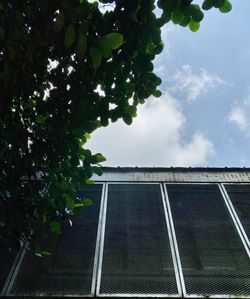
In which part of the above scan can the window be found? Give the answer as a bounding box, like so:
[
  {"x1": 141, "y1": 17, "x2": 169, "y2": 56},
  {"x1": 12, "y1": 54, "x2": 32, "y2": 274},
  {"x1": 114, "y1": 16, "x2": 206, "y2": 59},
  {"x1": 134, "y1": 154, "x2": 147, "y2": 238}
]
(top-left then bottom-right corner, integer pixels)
[
  {"x1": 166, "y1": 184, "x2": 250, "y2": 296},
  {"x1": 2, "y1": 170, "x2": 250, "y2": 298},
  {"x1": 224, "y1": 184, "x2": 250, "y2": 248},
  {"x1": 98, "y1": 183, "x2": 179, "y2": 296},
  {"x1": 7, "y1": 184, "x2": 103, "y2": 297}
]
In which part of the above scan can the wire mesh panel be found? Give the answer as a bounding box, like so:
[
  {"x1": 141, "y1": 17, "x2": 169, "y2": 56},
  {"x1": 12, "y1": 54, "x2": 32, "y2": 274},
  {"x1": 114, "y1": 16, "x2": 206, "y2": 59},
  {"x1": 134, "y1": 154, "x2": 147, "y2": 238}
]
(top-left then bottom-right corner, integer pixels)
[
  {"x1": 225, "y1": 184, "x2": 250, "y2": 244},
  {"x1": 99, "y1": 184, "x2": 179, "y2": 296},
  {"x1": 8, "y1": 184, "x2": 103, "y2": 297},
  {"x1": 0, "y1": 248, "x2": 17, "y2": 294},
  {"x1": 166, "y1": 184, "x2": 250, "y2": 297}
]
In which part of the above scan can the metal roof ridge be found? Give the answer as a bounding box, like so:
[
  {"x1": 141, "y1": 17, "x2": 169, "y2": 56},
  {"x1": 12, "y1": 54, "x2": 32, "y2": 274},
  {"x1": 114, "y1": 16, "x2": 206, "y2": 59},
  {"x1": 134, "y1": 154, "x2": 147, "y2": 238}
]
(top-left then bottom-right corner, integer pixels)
[{"x1": 101, "y1": 166, "x2": 250, "y2": 172}]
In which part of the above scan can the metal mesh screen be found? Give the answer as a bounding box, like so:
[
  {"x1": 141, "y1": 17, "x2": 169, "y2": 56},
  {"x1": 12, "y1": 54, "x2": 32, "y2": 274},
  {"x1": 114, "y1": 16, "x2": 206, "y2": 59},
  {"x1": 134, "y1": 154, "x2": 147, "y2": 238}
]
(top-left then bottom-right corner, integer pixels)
[
  {"x1": 0, "y1": 248, "x2": 16, "y2": 294},
  {"x1": 99, "y1": 184, "x2": 178, "y2": 296},
  {"x1": 167, "y1": 184, "x2": 250, "y2": 297},
  {"x1": 9, "y1": 184, "x2": 103, "y2": 296},
  {"x1": 225, "y1": 184, "x2": 250, "y2": 243}
]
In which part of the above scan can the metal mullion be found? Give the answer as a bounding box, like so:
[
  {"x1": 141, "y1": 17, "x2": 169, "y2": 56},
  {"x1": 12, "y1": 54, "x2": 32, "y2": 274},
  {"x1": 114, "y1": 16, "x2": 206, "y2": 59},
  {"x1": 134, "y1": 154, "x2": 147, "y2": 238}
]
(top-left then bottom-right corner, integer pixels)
[
  {"x1": 96, "y1": 182, "x2": 109, "y2": 296},
  {"x1": 101, "y1": 182, "x2": 162, "y2": 185},
  {"x1": 184, "y1": 294, "x2": 249, "y2": 299},
  {"x1": 219, "y1": 183, "x2": 250, "y2": 258},
  {"x1": 164, "y1": 182, "x2": 218, "y2": 185},
  {"x1": 160, "y1": 183, "x2": 182, "y2": 297},
  {"x1": 163, "y1": 184, "x2": 187, "y2": 297},
  {"x1": 97, "y1": 293, "x2": 179, "y2": 298},
  {"x1": 221, "y1": 183, "x2": 250, "y2": 249},
  {"x1": 1, "y1": 246, "x2": 25, "y2": 296},
  {"x1": 5, "y1": 241, "x2": 27, "y2": 296},
  {"x1": 91, "y1": 183, "x2": 106, "y2": 296}
]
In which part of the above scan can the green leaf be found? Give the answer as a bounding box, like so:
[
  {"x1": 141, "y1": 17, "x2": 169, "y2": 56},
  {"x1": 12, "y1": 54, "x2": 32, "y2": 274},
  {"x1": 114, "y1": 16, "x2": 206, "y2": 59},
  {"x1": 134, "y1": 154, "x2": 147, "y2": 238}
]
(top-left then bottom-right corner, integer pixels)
[
  {"x1": 42, "y1": 214, "x2": 47, "y2": 223},
  {"x1": 104, "y1": 33, "x2": 123, "y2": 50},
  {"x1": 219, "y1": 0, "x2": 232, "y2": 13},
  {"x1": 74, "y1": 198, "x2": 92, "y2": 209},
  {"x1": 98, "y1": 37, "x2": 112, "y2": 58},
  {"x1": 79, "y1": 21, "x2": 88, "y2": 33},
  {"x1": 90, "y1": 46, "x2": 102, "y2": 69},
  {"x1": 0, "y1": 26, "x2": 5, "y2": 40},
  {"x1": 190, "y1": 5, "x2": 204, "y2": 22},
  {"x1": 54, "y1": 11, "x2": 64, "y2": 32},
  {"x1": 77, "y1": 33, "x2": 87, "y2": 58},
  {"x1": 41, "y1": 251, "x2": 52, "y2": 256},
  {"x1": 202, "y1": 0, "x2": 213, "y2": 10},
  {"x1": 179, "y1": 15, "x2": 191, "y2": 27},
  {"x1": 146, "y1": 42, "x2": 156, "y2": 55},
  {"x1": 49, "y1": 221, "x2": 62, "y2": 235},
  {"x1": 27, "y1": 99, "x2": 36, "y2": 108},
  {"x1": 59, "y1": 181, "x2": 69, "y2": 191},
  {"x1": 35, "y1": 113, "x2": 49, "y2": 125},
  {"x1": 84, "y1": 133, "x2": 91, "y2": 139},
  {"x1": 65, "y1": 24, "x2": 75, "y2": 48},
  {"x1": 212, "y1": 0, "x2": 225, "y2": 8},
  {"x1": 181, "y1": 0, "x2": 193, "y2": 7},
  {"x1": 158, "y1": 11, "x2": 171, "y2": 26},
  {"x1": 188, "y1": 20, "x2": 200, "y2": 32},
  {"x1": 7, "y1": 46, "x2": 15, "y2": 61},
  {"x1": 125, "y1": 105, "x2": 137, "y2": 117},
  {"x1": 91, "y1": 166, "x2": 102, "y2": 176},
  {"x1": 35, "y1": 245, "x2": 42, "y2": 254},
  {"x1": 65, "y1": 195, "x2": 75, "y2": 209},
  {"x1": 86, "y1": 179, "x2": 95, "y2": 184},
  {"x1": 158, "y1": 0, "x2": 178, "y2": 12},
  {"x1": 95, "y1": 153, "x2": 106, "y2": 163},
  {"x1": 153, "y1": 90, "x2": 162, "y2": 98},
  {"x1": 155, "y1": 75, "x2": 162, "y2": 86},
  {"x1": 171, "y1": 10, "x2": 184, "y2": 24},
  {"x1": 123, "y1": 114, "x2": 133, "y2": 125},
  {"x1": 81, "y1": 198, "x2": 93, "y2": 207}
]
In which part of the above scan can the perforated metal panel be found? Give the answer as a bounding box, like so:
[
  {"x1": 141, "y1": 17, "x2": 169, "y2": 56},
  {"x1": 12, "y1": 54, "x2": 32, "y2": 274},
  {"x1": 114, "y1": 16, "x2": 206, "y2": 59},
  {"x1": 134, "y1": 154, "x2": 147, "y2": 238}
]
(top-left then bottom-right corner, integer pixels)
[
  {"x1": 225, "y1": 184, "x2": 250, "y2": 245},
  {"x1": 8, "y1": 184, "x2": 103, "y2": 297},
  {"x1": 166, "y1": 184, "x2": 250, "y2": 297},
  {"x1": 98, "y1": 183, "x2": 179, "y2": 296}
]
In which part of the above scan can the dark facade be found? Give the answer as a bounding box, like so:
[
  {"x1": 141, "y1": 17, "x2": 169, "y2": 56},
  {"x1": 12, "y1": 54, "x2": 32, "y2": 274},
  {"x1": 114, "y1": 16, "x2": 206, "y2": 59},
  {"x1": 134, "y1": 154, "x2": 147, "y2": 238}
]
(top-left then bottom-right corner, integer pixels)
[{"x1": 1, "y1": 167, "x2": 250, "y2": 298}]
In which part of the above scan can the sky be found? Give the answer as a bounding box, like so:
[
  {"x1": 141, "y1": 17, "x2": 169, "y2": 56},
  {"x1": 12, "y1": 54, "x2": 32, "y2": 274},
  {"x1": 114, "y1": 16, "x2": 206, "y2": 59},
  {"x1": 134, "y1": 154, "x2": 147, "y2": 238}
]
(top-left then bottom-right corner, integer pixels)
[{"x1": 87, "y1": 1, "x2": 250, "y2": 167}]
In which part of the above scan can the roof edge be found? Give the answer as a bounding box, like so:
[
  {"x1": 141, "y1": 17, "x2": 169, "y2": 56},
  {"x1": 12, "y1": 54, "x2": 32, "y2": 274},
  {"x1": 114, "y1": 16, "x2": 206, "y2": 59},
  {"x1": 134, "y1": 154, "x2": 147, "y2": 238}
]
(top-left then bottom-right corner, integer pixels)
[{"x1": 101, "y1": 166, "x2": 250, "y2": 172}]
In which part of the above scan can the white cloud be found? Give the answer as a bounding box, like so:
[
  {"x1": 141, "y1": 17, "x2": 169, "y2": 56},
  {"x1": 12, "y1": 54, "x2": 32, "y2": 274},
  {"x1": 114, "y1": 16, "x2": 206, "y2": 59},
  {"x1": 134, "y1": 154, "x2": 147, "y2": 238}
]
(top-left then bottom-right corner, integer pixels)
[
  {"x1": 227, "y1": 106, "x2": 247, "y2": 130},
  {"x1": 172, "y1": 132, "x2": 214, "y2": 166},
  {"x1": 170, "y1": 64, "x2": 225, "y2": 102},
  {"x1": 87, "y1": 94, "x2": 214, "y2": 167},
  {"x1": 226, "y1": 87, "x2": 250, "y2": 132}
]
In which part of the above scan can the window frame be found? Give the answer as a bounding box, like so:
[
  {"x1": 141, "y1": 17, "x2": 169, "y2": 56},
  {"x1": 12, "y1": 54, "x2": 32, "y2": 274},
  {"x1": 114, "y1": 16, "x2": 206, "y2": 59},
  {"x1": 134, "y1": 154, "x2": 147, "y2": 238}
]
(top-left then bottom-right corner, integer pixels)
[
  {"x1": 164, "y1": 182, "x2": 250, "y2": 298},
  {"x1": 4, "y1": 183, "x2": 106, "y2": 298},
  {"x1": 96, "y1": 182, "x2": 182, "y2": 298}
]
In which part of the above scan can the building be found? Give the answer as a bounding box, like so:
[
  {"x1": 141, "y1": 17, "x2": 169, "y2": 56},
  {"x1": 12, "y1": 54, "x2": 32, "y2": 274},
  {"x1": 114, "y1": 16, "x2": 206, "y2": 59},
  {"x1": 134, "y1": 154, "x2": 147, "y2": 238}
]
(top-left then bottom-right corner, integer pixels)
[{"x1": 1, "y1": 167, "x2": 250, "y2": 298}]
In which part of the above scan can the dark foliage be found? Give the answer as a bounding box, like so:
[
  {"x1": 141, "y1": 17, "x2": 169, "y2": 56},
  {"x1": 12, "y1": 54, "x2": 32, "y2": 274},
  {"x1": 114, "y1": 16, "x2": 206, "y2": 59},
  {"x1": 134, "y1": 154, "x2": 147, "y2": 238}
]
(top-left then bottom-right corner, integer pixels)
[{"x1": 0, "y1": 0, "x2": 231, "y2": 254}]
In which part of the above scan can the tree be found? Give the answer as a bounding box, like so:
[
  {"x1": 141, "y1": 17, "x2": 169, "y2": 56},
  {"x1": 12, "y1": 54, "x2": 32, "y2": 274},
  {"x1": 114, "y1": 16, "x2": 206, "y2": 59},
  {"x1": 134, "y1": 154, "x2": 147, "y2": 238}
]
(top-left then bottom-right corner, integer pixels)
[{"x1": 0, "y1": 0, "x2": 231, "y2": 254}]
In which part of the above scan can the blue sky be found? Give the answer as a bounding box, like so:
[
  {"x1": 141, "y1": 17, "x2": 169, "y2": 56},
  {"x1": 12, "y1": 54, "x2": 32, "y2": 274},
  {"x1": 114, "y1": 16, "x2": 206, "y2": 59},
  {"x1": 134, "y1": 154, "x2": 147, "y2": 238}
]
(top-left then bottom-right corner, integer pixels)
[{"x1": 88, "y1": 1, "x2": 250, "y2": 167}]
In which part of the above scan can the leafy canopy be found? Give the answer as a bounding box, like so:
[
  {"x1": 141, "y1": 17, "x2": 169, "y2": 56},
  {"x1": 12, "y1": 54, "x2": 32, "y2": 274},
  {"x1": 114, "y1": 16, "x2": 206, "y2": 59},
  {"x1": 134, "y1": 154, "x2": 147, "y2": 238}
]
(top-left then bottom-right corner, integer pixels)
[{"x1": 0, "y1": 0, "x2": 231, "y2": 253}]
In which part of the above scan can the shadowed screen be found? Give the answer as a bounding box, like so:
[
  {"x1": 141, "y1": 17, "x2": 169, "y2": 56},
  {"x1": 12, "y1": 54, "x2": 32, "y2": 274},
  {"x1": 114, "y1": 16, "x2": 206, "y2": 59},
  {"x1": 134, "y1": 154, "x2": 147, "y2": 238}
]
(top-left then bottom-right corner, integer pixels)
[
  {"x1": 167, "y1": 184, "x2": 250, "y2": 296},
  {"x1": 100, "y1": 184, "x2": 178, "y2": 295},
  {"x1": 225, "y1": 184, "x2": 250, "y2": 243},
  {"x1": 9, "y1": 184, "x2": 103, "y2": 296}
]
